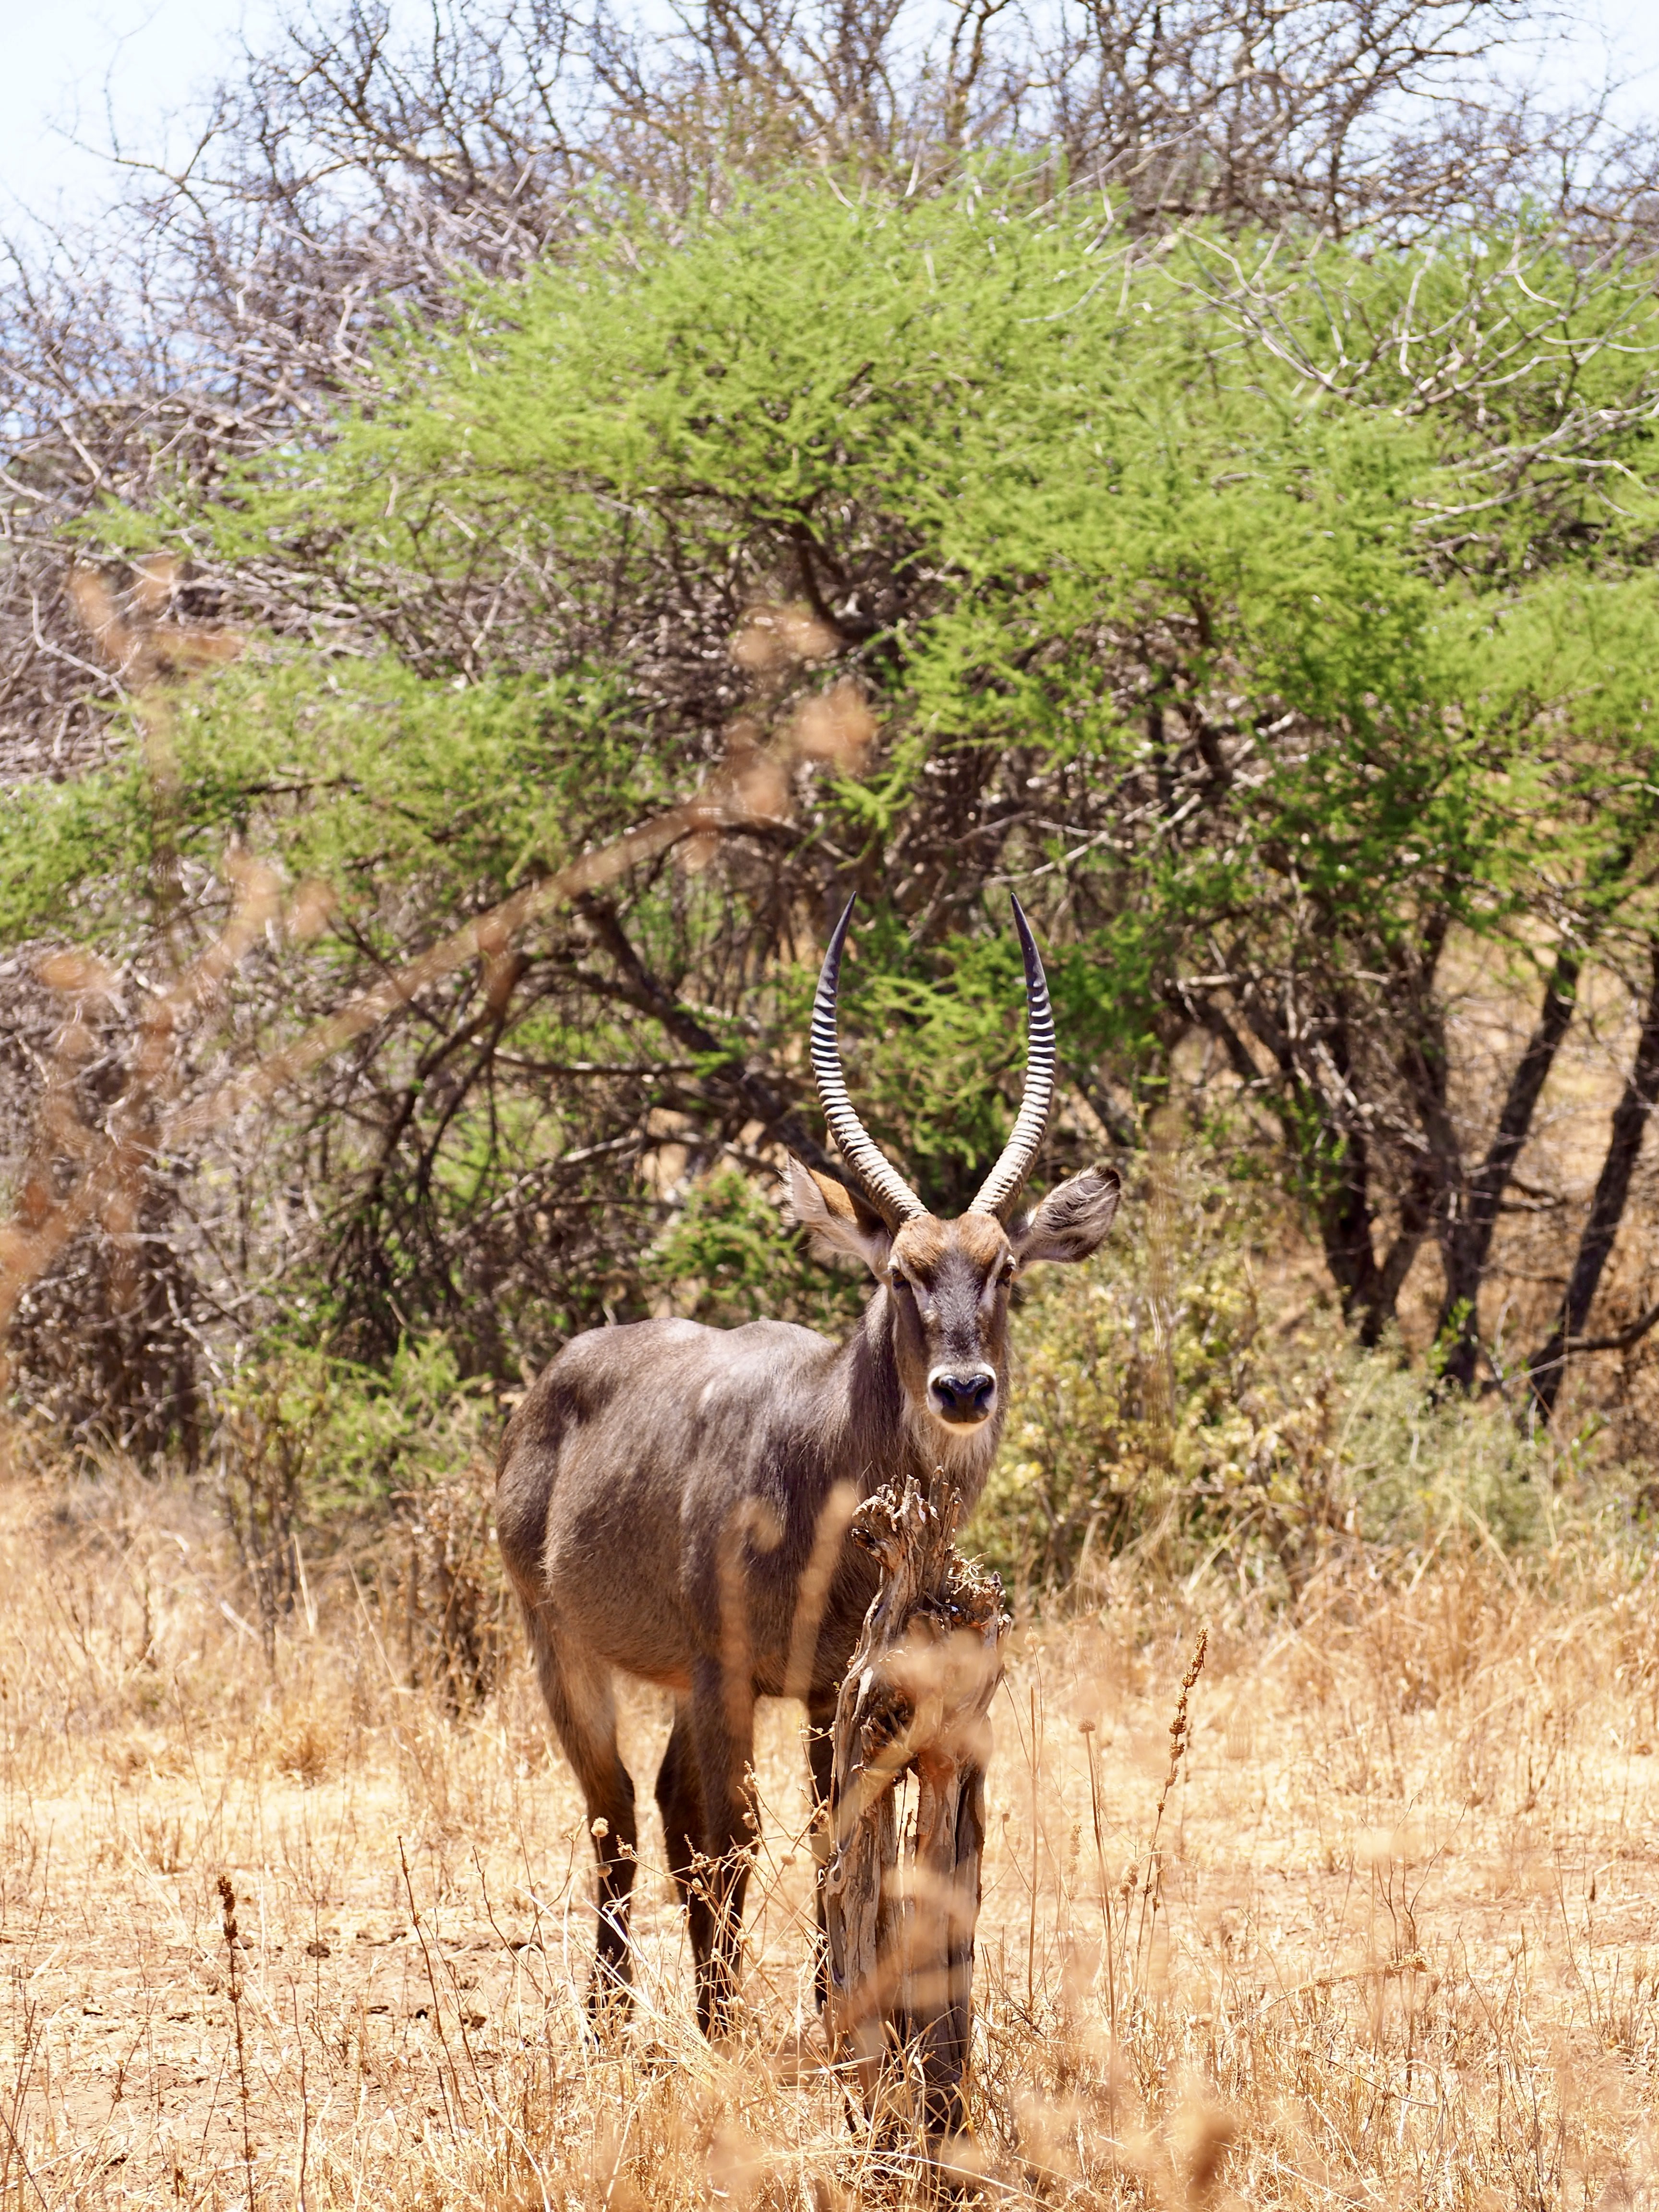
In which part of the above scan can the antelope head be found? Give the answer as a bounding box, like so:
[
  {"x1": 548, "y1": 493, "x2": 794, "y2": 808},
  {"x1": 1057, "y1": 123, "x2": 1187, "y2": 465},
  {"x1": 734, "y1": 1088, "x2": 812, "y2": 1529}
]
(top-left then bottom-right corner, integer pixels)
[{"x1": 789, "y1": 896, "x2": 1121, "y2": 1447}]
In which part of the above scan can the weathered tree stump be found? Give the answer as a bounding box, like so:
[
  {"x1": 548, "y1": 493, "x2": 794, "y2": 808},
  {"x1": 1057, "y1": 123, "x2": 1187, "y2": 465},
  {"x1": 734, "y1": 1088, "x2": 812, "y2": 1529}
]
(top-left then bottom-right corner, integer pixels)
[{"x1": 821, "y1": 1468, "x2": 1009, "y2": 2148}]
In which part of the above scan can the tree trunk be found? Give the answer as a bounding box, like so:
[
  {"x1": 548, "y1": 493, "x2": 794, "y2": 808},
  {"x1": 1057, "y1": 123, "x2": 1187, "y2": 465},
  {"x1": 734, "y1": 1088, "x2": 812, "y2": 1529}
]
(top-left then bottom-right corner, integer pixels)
[
  {"x1": 821, "y1": 1469, "x2": 1007, "y2": 2154},
  {"x1": 1197, "y1": 988, "x2": 1395, "y2": 1343},
  {"x1": 1527, "y1": 939, "x2": 1659, "y2": 1422},
  {"x1": 1437, "y1": 945, "x2": 1582, "y2": 1391}
]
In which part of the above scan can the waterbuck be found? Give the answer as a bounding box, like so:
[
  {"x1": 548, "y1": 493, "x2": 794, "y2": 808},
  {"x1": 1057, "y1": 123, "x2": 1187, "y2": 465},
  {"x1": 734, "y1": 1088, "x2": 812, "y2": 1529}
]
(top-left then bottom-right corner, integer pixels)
[{"x1": 495, "y1": 896, "x2": 1120, "y2": 2032}]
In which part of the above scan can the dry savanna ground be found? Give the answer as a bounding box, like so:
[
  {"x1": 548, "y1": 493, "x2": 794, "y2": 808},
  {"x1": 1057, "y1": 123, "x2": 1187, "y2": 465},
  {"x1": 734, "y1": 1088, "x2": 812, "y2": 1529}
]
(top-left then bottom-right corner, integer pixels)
[{"x1": 0, "y1": 1443, "x2": 1657, "y2": 2210}]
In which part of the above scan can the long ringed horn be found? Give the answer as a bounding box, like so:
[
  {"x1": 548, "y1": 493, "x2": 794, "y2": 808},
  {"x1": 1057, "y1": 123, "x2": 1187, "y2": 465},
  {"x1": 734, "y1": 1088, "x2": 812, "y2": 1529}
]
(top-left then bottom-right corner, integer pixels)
[
  {"x1": 969, "y1": 893, "x2": 1056, "y2": 1220},
  {"x1": 810, "y1": 897, "x2": 925, "y2": 1227}
]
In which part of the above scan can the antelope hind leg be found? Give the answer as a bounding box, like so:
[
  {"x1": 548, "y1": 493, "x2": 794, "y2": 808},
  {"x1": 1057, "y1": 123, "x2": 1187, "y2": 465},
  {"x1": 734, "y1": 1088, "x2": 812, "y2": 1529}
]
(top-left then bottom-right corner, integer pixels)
[
  {"x1": 655, "y1": 1700, "x2": 717, "y2": 1983},
  {"x1": 527, "y1": 1608, "x2": 638, "y2": 2018},
  {"x1": 688, "y1": 1657, "x2": 760, "y2": 2038},
  {"x1": 805, "y1": 1705, "x2": 837, "y2": 2012}
]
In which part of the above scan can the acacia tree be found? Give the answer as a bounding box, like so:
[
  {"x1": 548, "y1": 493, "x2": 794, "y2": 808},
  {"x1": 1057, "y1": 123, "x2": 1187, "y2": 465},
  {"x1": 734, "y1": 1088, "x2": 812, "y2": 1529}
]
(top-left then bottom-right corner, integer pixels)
[{"x1": 8, "y1": 176, "x2": 1659, "y2": 1430}]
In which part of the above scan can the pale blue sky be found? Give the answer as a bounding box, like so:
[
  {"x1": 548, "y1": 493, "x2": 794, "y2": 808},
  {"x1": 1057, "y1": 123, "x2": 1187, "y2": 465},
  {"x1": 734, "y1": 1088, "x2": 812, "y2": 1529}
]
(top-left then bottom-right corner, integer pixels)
[
  {"x1": 0, "y1": 0, "x2": 288, "y2": 228},
  {"x1": 2, "y1": 0, "x2": 1659, "y2": 233}
]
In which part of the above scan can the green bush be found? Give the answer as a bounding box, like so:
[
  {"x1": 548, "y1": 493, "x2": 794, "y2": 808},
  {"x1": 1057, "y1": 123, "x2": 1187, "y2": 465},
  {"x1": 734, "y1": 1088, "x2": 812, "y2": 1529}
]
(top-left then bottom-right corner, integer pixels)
[
  {"x1": 215, "y1": 1334, "x2": 507, "y2": 1693},
  {"x1": 977, "y1": 1150, "x2": 1550, "y2": 1599},
  {"x1": 217, "y1": 1333, "x2": 494, "y2": 1524},
  {"x1": 640, "y1": 1162, "x2": 866, "y2": 1332}
]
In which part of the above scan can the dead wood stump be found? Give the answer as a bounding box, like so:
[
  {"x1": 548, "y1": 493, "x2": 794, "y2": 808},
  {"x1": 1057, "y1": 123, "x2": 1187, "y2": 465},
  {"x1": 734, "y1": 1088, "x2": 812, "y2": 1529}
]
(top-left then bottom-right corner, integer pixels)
[{"x1": 821, "y1": 1467, "x2": 1009, "y2": 2149}]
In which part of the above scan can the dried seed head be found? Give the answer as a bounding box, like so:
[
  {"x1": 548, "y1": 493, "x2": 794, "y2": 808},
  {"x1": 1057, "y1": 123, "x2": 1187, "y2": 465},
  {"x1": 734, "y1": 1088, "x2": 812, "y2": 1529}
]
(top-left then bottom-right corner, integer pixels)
[
  {"x1": 731, "y1": 752, "x2": 791, "y2": 823},
  {"x1": 677, "y1": 828, "x2": 721, "y2": 873},
  {"x1": 37, "y1": 950, "x2": 118, "y2": 997},
  {"x1": 128, "y1": 552, "x2": 183, "y2": 616},
  {"x1": 286, "y1": 878, "x2": 337, "y2": 943},
  {"x1": 731, "y1": 600, "x2": 838, "y2": 673},
  {"x1": 789, "y1": 678, "x2": 877, "y2": 771},
  {"x1": 1177, "y1": 2097, "x2": 1238, "y2": 2203}
]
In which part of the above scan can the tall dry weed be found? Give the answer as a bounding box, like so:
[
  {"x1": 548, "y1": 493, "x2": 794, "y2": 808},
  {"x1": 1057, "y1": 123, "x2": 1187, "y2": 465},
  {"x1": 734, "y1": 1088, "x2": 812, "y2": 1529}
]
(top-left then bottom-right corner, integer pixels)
[{"x1": 0, "y1": 1429, "x2": 1651, "y2": 2205}]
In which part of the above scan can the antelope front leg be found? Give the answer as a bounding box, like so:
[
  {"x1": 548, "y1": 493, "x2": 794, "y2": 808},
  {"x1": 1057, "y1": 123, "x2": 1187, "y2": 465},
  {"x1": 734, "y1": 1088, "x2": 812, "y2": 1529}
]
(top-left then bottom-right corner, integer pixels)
[
  {"x1": 806, "y1": 1704, "x2": 838, "y2": 2010},
  {"x1": 689, "y1": 1656, "x2": 760, "y2": 2037}
]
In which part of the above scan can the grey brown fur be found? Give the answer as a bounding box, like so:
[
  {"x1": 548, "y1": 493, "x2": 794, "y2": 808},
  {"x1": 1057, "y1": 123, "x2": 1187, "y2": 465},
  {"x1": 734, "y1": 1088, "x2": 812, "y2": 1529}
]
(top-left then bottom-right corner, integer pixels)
[{"x1": 495, "y1": 899, "x2": 1120, "y2": 2033}]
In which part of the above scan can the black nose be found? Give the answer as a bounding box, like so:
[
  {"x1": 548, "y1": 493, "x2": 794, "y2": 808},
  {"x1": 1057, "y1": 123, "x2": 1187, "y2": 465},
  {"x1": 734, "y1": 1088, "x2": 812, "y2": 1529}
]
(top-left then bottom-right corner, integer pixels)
[{"x1": 932, "y1": 1372, "x2": 996, "y2": 1423}]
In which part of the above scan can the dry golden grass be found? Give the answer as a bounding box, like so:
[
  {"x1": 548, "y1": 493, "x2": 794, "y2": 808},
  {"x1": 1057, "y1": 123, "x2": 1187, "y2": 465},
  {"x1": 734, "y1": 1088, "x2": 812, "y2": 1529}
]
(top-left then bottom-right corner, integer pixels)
[{"x1": 0, "y1": 1443, "x2": 1656, "y2": 2209}]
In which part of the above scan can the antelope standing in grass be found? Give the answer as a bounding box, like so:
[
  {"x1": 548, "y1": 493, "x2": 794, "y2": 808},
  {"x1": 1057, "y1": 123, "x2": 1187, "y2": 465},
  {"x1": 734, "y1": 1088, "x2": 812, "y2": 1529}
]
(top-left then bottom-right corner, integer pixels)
[{"x1": 496, "y1": 896, "x2": 1120, "y2": 2032}]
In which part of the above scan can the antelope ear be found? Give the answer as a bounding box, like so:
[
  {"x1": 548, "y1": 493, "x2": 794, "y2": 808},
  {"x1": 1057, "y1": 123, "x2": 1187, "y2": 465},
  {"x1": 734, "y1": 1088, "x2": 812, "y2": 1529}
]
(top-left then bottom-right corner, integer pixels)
[
  {"x1": 786, "y1": 1157, "x2": 892, "y2": 1277},
  {"x1": 1011, "y1": 1165, "x2": 1121, "y2": 1267}
]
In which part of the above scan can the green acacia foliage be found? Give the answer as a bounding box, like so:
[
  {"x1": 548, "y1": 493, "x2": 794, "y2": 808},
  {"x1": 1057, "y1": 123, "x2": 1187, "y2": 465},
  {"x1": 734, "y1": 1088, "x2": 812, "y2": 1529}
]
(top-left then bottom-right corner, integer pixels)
[
  {"x1": 0, "y1": 661, "x2": 644, "y2": 942},
  {"x1": 10, "y1": 173, "x2": 1659, "y2": 1398}
]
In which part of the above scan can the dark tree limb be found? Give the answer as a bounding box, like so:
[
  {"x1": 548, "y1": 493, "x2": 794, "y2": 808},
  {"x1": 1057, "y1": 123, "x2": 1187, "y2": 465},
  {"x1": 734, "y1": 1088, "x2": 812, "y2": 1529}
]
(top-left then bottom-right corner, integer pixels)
[
  {"x1": 1246, "y1": 987, "x2": 1397, "y2": 1344},
  {"x1": 1527, "y1": 938, "x2": 1659, "y2": 1422},
  {"x1": 1436, "y1": 942, "x2": 1582, "y2": 1391},
  {"x1": 573, "y1": 896, "x2": 839, "y2": 1175},
  {"x1": 1565, "y1": 1301, "x2": 1659, "y2": 1358},
  {"x1": 1187, "y1": 986, "x2": 1392, "y2": 1340}
]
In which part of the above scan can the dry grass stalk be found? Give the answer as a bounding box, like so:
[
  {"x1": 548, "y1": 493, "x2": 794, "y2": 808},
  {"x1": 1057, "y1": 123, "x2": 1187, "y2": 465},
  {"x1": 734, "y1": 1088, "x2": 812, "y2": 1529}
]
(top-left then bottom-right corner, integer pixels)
[
  {"x1": 822, "y1": 1467, "x2": 1007, "y2": 2153},
  {"x1": 216, "y1": 1873, "x2": 257, "y2": 2209},
  {"x1": 1133, "y1": 1628, "x2": 1208, "y2": 1992}
]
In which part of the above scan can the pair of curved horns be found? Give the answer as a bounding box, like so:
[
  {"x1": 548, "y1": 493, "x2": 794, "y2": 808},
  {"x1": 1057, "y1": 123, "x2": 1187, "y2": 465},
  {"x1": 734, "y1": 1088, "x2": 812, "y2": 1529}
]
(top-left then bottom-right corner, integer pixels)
[{"x1": 808, "y1": 894, "x2": 1056, "y2": 1227}]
